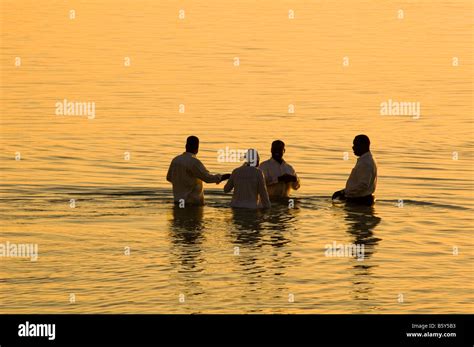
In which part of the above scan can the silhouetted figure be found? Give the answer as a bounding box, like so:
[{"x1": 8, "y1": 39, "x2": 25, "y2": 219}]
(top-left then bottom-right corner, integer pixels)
[
  {"x1": 259, "y1": 140, "x2": 300, "y2": 200},
  {"x1": 224, "y1": 149, "x2": 271, "y2": 209},
  {"x1": 167, "y1": 136, "x2": 230, "y2": 206},
  {"x1": 332, "y1": 134, "x2": 377, "y2": 206}
]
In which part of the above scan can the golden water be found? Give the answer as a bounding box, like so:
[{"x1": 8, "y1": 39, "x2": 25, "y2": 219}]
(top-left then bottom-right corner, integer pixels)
[{"x1": 0, "y1": 0, "x2": 473, "y2": 313}]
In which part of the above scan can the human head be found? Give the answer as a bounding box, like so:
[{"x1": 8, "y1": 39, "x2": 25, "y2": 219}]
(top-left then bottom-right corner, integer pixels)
[
  {"x1": 185, "y1": 136, "x2": 199, "y2": 154},
  {"x1": 352, "y1": 134, "x2": 370, "y2": 156},
  {"x1": 271, "y1": 140, "x2": 285, "y2": 162},
  {"x1": 245, "y1": 148, "x2": 260, "y2": 167}
]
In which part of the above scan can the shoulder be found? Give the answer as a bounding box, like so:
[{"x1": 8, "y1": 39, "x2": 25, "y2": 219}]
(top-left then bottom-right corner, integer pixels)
[
  {"x1": 188, "y1": 155, "x2": 203, "y2": 166},
  {"x1": 361, "y1": 153, "x2": 376, "y2": 165},
  {"x1": 283, "y1": 161, "x2": 296, "y2": 173},
  {"x1": 170, "y1": 155, "x2": 181, "y2": 164},
  {"x1": 259, "y1": 159, "x2": 272, "y2": 169}
]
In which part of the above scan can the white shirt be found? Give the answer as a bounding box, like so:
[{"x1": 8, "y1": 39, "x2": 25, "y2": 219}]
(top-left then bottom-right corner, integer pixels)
[
  {"x1": 259, "y1": 158, "x2": 300, "y2": 198},
  {"x1": 224, "y1": 165, "x2": 271, "y2": 209},
  {"x1": 166, "y1": 152, "x2": 222, "y2": 205},
  {"x1": 344, "y1": 151, "x2": 377, "y2": 198}
]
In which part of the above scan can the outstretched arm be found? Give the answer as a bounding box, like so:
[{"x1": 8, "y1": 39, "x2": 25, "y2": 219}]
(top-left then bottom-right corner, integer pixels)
[{"x1": 192, "y1": 159, "x2": 222, "y2": 183}]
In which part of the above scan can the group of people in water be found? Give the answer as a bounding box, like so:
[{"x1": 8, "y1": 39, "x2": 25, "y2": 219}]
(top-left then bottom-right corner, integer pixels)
[{"x1": 166, "y1": 135, "x2": 377, "y2": 208}]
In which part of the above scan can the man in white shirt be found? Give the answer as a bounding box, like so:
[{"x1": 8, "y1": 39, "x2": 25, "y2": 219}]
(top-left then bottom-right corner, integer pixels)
[
  {"x1": 332, "y1": 134, "x2": 377, "y2": 206},
  {"x1": 167, "y1": 136, "x2": 230, "y2": 206},
  {"x1": 224, "y1": 149, "x2": 271, "y2": 209},
  {"x1": 259, "y1": 140, "x2": 300, "y2": 199}
]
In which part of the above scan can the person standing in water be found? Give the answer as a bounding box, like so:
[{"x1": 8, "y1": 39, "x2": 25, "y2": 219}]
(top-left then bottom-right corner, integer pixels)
[
  {"x1": 332, "y1": 134, "x2": 377, "y2": 206},
  {"x1": 224, "y1": 149, "x2": 271, "y2": 209},
  {"x1": 167, "y1": 136, "x2": 230, "y2": 206},
  {"x1": 259, "y1": 140, "x2": 300, "y2": 200}
]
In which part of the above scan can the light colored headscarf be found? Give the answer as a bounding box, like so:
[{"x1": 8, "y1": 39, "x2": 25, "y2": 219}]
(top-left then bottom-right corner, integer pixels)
[{"x1": 244, "y1": 148, "x2": 259, "y2": 167}]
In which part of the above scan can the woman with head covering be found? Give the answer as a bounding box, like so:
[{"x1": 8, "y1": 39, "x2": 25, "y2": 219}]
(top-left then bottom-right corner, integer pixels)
[{"x1": 223, "y1": 149, "x2": 271, "y2": 209}]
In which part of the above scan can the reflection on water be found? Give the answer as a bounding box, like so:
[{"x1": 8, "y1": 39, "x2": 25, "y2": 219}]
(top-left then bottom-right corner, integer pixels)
[
  {"x1": 227, "y1": 204, "x2": 298, "y2": 310},
  {"x1": 169, "y1": 205, "x2": 205, "y2": 272},
  {"x1": 230, "y1": 203, "x2": 297, "y2": 251},
  {"x1": 168, "y1": 206, "x2": 206, "y2": 305},
  {"x1": 171, "y1": 205, "x2": 205, "y2": 234},
  {"x1": 344, "y1": 205, "x2": 382, "y2": 260},
  {"x1": 0, "y1": 190, "x2": 472, "y2": 313},
  {"x1": 230, "y1": 200, "x2": 298, "y2": 246},
  {"x1": 230, "y1": 204, "x2": 295, "y2": 273},
  {"x1": 343, "y1": 205, "x2": 382, "y2": 306},
  {"x1": 230, "y1": 208, "x2": 266, "y2": 247}
]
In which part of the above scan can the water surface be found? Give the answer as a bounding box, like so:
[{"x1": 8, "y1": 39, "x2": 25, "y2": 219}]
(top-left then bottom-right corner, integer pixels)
[{"x1": 0, "y1": 0, "x2": 473, "y2": 313}]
